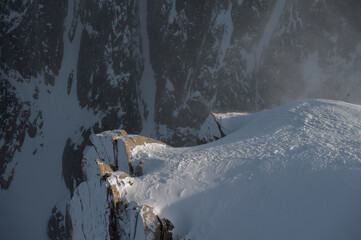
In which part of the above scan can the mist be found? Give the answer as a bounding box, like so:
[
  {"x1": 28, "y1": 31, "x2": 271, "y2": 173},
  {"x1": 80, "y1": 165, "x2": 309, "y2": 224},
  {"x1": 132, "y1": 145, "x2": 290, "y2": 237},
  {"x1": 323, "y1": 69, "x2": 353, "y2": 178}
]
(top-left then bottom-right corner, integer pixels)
[
  {"x1": 1, "y1": 0, "x2": 361, "y2": 239},
  {"x1": 253, "y1": 0, "x2": 361, "y2": 109}
]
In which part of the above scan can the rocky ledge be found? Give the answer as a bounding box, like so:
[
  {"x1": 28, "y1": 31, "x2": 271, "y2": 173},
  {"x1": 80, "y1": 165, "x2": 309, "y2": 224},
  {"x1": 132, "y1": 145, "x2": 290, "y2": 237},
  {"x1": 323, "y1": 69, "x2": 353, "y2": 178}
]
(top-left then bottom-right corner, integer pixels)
[
  {"x1": 47, "y1": 100, "x2": 361, "y2": 240},
  {"x1": 48, "y1": 130, "x2": 174, "y2": 240}
]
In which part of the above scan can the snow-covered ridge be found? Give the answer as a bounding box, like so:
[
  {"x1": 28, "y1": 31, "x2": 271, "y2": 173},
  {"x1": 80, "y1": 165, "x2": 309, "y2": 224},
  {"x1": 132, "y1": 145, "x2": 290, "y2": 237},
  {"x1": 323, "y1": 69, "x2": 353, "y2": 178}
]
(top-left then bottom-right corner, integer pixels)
[
  {"x1": 66, "y1": 130, "x2": 174, "y2": 240},
  {"x1": 3, "y1": 1, "x2": 361, "y2": 239},
  {"x1": 63, "y1": 100, "x2": 361, "y2": 239}
]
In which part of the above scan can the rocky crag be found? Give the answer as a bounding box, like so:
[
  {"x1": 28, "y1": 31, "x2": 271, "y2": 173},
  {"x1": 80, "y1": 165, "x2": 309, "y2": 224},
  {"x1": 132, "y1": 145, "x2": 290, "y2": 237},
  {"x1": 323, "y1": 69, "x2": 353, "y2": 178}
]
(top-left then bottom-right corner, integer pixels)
[
  {"x1": 48, "y1": 130, "x2": 174, "y2": 239},
  {"x1": 48, "y1": 100, "x2": 361, "y2": 239},
  {"x1": 1, "y1": 1, "x2": 361, "y2": 238}
]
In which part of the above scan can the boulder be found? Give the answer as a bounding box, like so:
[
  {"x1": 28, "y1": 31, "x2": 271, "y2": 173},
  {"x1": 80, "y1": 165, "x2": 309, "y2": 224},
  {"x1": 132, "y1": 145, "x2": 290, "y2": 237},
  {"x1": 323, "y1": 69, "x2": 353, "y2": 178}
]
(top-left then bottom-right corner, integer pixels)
[{"x1": 140, "y1": 205, "x2": 174, "y2": 240}]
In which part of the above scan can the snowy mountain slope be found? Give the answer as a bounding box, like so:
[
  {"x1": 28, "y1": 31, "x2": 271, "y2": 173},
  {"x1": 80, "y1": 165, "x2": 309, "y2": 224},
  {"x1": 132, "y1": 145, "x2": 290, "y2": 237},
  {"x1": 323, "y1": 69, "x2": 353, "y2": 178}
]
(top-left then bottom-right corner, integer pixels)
[
  {"x1": 2, "y1": 1, "x2": 361, "y2": 239},
  {"x1": 149, "y1": 0, "x2": 361, "y2": 135},
  {"x1": 67, "y1": 99, "x2": 361, "y2": 239},
  {"x1": 1, "y1": 1, "x2": 144, "y2": 238},
  {"x1": 66, "y1": 134, "x2": 174, "y2": 240}
]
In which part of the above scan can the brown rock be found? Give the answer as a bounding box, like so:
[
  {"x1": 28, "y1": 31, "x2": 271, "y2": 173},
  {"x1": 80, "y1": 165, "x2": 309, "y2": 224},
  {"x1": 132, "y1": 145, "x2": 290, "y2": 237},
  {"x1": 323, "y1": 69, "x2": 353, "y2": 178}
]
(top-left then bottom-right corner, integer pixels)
[
  {"x1": 96, "y1": 158, "x2": 132, "y2": 207},
  {"x1": 113, "y1": 171, "x2": 131, "y2": 179},
  {"x1": 140, "y1": 205, "x2": 174, "y2": 240},
  {"x1": 123, "y1": 135, "x2": 165, "y2": 160},
  {"x1": 122, "y1": 136, "x2": 165, "y2": 175},
  {"x1": 106, "y1": 173, "x2": 131, "y2": 208},
  {"x1": 112, "y1": 129, "x2": 128, "y2": 141},
  {"x1": 110, "y1": 184, "x2": 120, "y2": 207},
  {"x1": 96, "y1": 158, "x2": 113, "y2": 179},
  {"x1": 140, "y1": 205, "x2": 160, "y2": 239}
]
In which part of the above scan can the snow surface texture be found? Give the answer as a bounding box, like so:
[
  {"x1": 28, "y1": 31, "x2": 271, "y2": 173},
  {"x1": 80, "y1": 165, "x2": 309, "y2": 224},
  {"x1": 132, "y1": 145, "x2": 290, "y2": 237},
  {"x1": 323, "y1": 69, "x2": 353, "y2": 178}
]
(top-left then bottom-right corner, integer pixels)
[
  {"x1": 3, "y1": 1, "x2": 361, "y2": 239},
  {"x1": 70, "y1": 131, "x2": 174, "y2": 240},
  {"x1": 71, "y1": 100, "x2": 361, "y2": 240}
]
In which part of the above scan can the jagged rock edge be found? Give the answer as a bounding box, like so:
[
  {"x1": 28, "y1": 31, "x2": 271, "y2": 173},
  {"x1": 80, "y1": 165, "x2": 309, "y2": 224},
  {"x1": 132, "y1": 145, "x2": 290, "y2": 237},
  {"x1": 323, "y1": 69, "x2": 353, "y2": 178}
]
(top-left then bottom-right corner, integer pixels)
[{"x1": 64, "y1": 130, "x2": 173, "y2": 240}]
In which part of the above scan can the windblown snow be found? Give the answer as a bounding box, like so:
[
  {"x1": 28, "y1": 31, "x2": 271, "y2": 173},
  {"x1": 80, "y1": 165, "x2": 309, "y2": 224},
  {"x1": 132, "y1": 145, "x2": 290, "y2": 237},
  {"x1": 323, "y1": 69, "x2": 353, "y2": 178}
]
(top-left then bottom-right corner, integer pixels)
[{"x1": 73, "y1": 99, "x2": 361, "y2": 240}]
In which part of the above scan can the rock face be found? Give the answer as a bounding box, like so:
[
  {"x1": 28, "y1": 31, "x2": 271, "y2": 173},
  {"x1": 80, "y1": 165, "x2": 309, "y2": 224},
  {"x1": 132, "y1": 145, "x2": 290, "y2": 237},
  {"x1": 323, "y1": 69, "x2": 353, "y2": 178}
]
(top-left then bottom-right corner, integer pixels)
[
  {"x1": 51, "y1": 100, "x2": 361, "y2": 240},
  {"x1": 57, "y1": 130, "x2": 173, "y2": 240},
  {"x1": 89, "y1": 130, "x2": 166, "y2": 176},
  {"x1": 197, "y1": 113, "x2": 226, "y2": 144},
  {"x1": 197, "y1": 112, "x2": 252, "y2": 144},
  {"x1": 2, "y1": 0, "x2": 361, "y2": 238},
  {"x1": 96, "y1": 158, "x2": 116, "y2": 179}
]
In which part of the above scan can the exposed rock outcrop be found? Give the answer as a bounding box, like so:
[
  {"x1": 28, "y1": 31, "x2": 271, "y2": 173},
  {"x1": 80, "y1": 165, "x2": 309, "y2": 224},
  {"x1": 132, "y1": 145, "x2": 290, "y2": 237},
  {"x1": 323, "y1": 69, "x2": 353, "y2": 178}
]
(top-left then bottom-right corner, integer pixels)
[
  {"x1": 96, "y1": 158, "x2": 115, "y2": 179},
  {"x1": 111, "y1": 130, "x2": 128, "y2": 141},
  {"x1": 91, "y1": 130, "x2": 166, "y2": 176},
  {"x1": 120, "y1": 135, "x2": 165, "y2": 176},
  {"x1": 141, "y1": 205, "x2": 174, "y2": 240},
  {"x1": 196, "y1": 113, "x2": 225, "y2": 144},
  {"x1": 121, "y1": 135, "x2": 165, "y2": 160},
  {"x1": 61, "y1": 131, "x2": 174, "y2": 240},
  {"x1": 197, "y1": 112, "x2": 253, "y2": 144},
  {"x1": 4, "y1": 1, "x2": 361, "y2": 239}
]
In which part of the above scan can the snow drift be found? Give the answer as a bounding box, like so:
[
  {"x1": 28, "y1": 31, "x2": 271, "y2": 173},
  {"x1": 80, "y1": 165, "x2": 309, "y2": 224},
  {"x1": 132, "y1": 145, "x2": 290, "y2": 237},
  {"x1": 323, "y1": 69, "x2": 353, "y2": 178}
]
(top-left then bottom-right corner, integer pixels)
[
  {"x1": 3, "y1": 1, "x2": 361, "y2": 238},
  {"x1": 66, "y1": 99, "x2": 361, "y2": 240}
]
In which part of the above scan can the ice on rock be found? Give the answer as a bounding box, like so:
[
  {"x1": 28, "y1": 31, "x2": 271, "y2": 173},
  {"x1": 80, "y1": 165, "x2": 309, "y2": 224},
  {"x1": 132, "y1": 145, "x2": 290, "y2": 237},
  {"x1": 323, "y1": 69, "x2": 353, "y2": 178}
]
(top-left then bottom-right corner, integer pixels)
[
  {"x1": 69, "y1": 131, "x2": 173, "y2": 240},
  {"x1": 70, "y1": 100, "x2": 361, "y2": 240}
]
